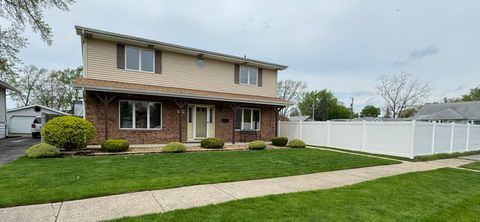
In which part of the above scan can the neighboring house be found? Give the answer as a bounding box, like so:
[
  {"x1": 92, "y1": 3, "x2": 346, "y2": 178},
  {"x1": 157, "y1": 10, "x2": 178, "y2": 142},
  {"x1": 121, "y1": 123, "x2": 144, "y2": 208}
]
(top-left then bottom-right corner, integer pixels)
[
  {"x1": 0, "y1": 80, "x2": 18, "y2": 139},
  {"x1": 7, "y1": 105, "x2": 70, "y2": 135},
  {"x1": 73, "y1": 26, "x2": 290, "y2": 144},
  {"x1": 288, "y1": 116, "x2": 310, "y2": 122},
  {"x1": 414, "y1": 101, "x2": 480, "y2": 124}
]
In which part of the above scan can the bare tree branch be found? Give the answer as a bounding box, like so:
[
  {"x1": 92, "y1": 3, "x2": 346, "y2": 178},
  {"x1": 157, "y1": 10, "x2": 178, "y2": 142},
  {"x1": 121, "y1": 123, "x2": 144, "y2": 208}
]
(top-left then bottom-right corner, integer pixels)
[
  {"x1": 375, "y1": 72, "x2": 429, "y2": 118},
  {"x1": 277, "y1": 79, "x2": 307, "y2": 117}
]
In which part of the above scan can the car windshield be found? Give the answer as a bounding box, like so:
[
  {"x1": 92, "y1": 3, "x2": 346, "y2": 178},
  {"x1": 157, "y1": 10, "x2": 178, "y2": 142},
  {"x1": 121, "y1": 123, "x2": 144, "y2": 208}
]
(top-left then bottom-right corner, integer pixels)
[{"x1": 33, "y1": 117, "x2": 42, "y2": 124}]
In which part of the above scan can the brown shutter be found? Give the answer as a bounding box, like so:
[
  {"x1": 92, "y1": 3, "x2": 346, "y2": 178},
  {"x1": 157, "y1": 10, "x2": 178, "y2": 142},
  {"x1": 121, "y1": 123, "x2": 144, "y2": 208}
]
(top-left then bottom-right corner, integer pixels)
[
  {"x1": 258, "y1": 68, "x2": 263, "y2": 87},
  {"x1": 117, "y1": 44, "x2": 125, "y2": 69},
  {"x1": 234, "y1": 64, "x2": 240, "y2": 84},
  {"x1": 155, "y1": 50, "x2": 162, "y2": 74}
]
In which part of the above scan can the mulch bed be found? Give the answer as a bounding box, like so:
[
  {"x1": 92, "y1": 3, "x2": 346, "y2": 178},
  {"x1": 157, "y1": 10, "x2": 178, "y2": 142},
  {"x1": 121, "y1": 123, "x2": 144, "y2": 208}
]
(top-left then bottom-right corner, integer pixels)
[{"x1": 61, "y1": 143, "x2": 286, "y2": 156}]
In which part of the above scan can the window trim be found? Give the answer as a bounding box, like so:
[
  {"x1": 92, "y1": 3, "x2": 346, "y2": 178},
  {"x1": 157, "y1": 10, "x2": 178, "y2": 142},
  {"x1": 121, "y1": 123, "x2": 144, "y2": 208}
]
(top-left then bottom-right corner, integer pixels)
[
  {"x1": 118, "y1": 100, "x2": 162, "y2": 130},
  {"x1": 124, "y1": 46, "x2": 155, "y2": 73},
  {"x1": 239, "y1": 65, "x2": 258, "y2": 86},
  {"x1": 235, "y1": 108, "x2": 261, "y2": 131}
]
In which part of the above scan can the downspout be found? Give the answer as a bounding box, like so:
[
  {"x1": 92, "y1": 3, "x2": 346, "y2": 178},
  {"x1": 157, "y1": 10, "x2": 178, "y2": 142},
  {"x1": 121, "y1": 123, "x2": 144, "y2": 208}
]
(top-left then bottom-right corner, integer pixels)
[{"x1": 82, "y1": 87, "x2": 86, "y2": 119}]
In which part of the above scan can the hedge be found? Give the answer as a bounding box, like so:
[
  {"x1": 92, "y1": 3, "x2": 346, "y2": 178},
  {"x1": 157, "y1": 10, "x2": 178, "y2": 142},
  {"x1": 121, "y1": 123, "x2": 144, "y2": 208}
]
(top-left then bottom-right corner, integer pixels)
[
  {"x1": 25, "y1": 143, "x2": 61, "y2": 159},
  {"x1": 288, "y1": 139, "x2": 306, "y2": 148},
  {"x1": 41, "y1": 116, "x2": 96, "y2": 150},
  {"x1": 248, "y1": 140, "x2": 267, "y2": 150},
  {"x1": 200, "y1": 138, "x2": 224, "y2": 148},
  {"x1": 101, "y1": 139, "x2": 130, "y2": 152},
  {"x1": 271, "y1": 137, "x2": 288, "y2": 146},
  {"x1": 163, "y1": 142, "x2": 187, "y2": 153}
]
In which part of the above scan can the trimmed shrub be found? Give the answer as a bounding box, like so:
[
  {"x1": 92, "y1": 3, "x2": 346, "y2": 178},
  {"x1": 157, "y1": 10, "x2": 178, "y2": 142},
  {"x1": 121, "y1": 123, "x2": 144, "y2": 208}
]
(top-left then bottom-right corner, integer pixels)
[
  {"x1": 162, "y1": 142, "x2": 187, "y2": 153},
  {"x1": 271, "y1": 137, "x2": 288, "y2": 146},
  {"x1": 42, "y1": 116, "x2": 96, "y2": 150},
  {"x1": 200, "y1": 138, "x2": 224, "y2": 149},
  {"x1": 25, "y1": 143, "x2": 61, "y2": 159},
  {"x1": 248, "y1": 140, "x2": 267, "y2": 150},
  {"x1": 101, "y1": 139, "x2": 129, "y2": 152},
  {"x1": 288, "y1": 139, "x2": 306, "y2": 148}
]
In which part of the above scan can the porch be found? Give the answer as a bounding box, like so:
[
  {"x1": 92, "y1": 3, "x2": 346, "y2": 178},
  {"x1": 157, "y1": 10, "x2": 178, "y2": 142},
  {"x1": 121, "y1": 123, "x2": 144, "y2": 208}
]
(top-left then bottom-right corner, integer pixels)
[{"x1": 85, "y1": 91, "x2": 284, "y2": 145}]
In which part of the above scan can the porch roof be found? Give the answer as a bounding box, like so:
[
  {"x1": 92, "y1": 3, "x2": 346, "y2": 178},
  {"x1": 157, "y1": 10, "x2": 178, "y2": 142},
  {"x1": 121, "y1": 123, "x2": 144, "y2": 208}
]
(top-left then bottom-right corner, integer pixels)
[{"x1": 74, "y1": 78, "x2": 291, "y2": 106}]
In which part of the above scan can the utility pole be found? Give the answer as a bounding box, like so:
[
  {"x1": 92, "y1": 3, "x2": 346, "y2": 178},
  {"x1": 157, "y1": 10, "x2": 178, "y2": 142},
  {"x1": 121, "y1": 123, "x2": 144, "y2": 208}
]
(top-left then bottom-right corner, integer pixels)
[
  {"x1": 349, "y1": 97, "x2": 354, "y2": 120},
  {"x1": 312, "y1": 100, "x2": 315, "y2": 122}
]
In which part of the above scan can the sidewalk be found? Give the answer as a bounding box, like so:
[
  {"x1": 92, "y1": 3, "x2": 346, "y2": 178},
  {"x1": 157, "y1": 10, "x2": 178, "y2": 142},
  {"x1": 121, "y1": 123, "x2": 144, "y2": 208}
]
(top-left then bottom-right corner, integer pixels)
[{"x1": 0, "y1": 158, "x2": 475, "y2": 222}]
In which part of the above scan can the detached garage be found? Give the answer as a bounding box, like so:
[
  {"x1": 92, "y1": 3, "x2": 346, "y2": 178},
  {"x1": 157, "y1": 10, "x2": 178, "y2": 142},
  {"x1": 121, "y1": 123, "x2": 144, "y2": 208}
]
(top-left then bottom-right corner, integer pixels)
[{"x1": 7, "y1": 105, "x2": 69, "y2": 135}]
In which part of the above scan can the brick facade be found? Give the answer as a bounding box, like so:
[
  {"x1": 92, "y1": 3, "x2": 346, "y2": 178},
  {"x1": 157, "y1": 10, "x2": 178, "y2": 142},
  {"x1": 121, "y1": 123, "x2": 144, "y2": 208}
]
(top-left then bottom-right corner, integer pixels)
[{"x1": 86, "y1": 91, "x2": 278, "y2": 145}]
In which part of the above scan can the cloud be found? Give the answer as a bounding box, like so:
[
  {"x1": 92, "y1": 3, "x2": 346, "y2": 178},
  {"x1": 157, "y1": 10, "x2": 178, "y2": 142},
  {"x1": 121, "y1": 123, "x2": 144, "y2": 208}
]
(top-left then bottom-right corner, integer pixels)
[{"x1": 394, "y1": 45, "x2": 440, "y2": 65}]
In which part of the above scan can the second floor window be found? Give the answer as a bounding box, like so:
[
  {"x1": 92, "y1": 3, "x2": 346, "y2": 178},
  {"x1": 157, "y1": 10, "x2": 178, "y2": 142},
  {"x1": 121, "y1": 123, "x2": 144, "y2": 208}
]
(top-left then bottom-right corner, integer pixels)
[
  {"x1": 239, "y1": 66, "x2": 258, "y2": 85},
  {"x1": 125, "y1": 46, "x2": 154, "y2": 72}
]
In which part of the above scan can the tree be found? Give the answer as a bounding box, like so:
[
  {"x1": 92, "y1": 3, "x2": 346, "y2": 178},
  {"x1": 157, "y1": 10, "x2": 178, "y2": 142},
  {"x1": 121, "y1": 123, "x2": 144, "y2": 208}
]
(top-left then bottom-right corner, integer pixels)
[
  {"x1": 37, "y1": 67, "x2": 83, "y2": 110},
  {"x1": 360, "y1": 105, "x2": 381, "y2": 117},
  {"x1": 399, "y1": 107, "x2": 417, "y2": 118},
  {"x1": 462, "y1": 87, "x2": 480, "y2": 101},
  {"x1": 297, "y1": 89, "x2": 353, "y2": 121},
  {"x1": 277, "y1": 79, "x2": 307, "y2": 117},
  {"x1": 0, "y1": 26, "x2": 26, "y2": 78},
  {"x1": 6, "y1": 65, "x2": 47, "y2": 106},
  {"x1": 375, "y1": 72, "x2": 429, "y2": 118},
  {"x1": 6, "y1": 65, "x2": 82, "y2": 110},
  {"x1": 0, "y1": 0, "x2": 75, "y2": 75}
]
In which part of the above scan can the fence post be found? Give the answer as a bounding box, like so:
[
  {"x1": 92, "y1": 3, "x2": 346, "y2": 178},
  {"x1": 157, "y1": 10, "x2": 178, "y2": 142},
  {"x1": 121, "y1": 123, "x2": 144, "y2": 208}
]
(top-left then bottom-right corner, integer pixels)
[
  {"x1": 449, "y1": 122, "x2": 455, "y2": 154},
  {"x1": 409, "y1": 120, "x2": 417, "y2": 159},
  {"x1": 326, "y1": 120, "x2": 331, "y2": 147},
  {"x1": 466, "y1": 122, "x2": 471, "y2": 152},
  {"x1": 431, "y1": 121, "x2": 436, "y2": 155},
  {"x1": 361, "y1": 120, "x2": 367, "y2": 151},
  {"x1": 299, "y1": 120, "x2": 303, "y2": 140}
]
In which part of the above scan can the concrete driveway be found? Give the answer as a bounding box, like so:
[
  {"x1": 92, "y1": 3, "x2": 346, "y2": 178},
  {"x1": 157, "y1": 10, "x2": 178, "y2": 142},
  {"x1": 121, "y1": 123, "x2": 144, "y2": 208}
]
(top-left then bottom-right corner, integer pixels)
[{"x1": 0, "y1": 137, "x2": 40, "y2": 165}]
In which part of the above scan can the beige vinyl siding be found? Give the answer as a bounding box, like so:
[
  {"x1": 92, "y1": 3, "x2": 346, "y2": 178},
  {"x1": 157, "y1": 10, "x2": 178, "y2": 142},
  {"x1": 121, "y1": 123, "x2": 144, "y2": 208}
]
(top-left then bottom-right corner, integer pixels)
[{"x1": 85, "y1": 39, "x2": 277, "y2": 97}]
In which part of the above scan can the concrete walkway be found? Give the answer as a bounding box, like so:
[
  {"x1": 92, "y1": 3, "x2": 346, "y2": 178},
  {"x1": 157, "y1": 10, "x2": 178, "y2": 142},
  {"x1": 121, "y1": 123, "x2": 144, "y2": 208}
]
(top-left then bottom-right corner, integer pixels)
[{"x1": 0, "y1": 158, "x2": 475, "y2": 222}]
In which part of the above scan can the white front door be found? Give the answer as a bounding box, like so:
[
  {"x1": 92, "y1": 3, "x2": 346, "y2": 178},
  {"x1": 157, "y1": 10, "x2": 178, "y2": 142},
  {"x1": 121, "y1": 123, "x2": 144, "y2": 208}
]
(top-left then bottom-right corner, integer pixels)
[{"x1": 195, "y1": 107, "x2": 208, "y2": 138}]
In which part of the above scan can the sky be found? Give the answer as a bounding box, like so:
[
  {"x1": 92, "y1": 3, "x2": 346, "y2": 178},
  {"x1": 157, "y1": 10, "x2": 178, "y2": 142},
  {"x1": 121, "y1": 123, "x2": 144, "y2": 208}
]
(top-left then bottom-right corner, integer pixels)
[{"x1": 8, "y1": 0, "x2": 480, "y2": 111}]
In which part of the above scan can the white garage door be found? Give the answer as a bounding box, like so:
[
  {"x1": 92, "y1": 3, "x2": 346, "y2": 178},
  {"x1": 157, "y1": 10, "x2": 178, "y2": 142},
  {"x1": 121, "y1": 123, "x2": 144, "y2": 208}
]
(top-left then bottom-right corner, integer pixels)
[{"x1": 9, "y1": 116, "x2": 36, "y2": 134}]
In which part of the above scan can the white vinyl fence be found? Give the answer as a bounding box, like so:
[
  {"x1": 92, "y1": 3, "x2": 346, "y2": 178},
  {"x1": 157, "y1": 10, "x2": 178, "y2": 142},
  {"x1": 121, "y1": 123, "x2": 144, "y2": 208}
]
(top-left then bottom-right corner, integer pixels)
[{"x1": 279, "y1": 120, "x2": 480, "y2": 159}]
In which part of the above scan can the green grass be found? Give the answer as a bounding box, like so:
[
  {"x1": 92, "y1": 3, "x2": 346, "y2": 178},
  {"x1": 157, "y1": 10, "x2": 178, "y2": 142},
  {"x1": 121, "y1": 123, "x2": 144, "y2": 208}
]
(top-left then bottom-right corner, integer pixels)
[
  {"x1": 308, "y1": 145, "x2": 412, "y2": 161},
  {"x1": 310, "y1": 145, "x2": 480, "y2": 162},
  {"x1": 413, "y1": 150, "x2": 480, "y2": 161},
  {"x1": 113, "y1": 168, "x2": 480, "y2": 222},
  {"x1": 460, "y1": 161, "x2": 480, "y2": 171},
  {"x1": 0, "y1": 148, "x2": 397, "y2": 208}
]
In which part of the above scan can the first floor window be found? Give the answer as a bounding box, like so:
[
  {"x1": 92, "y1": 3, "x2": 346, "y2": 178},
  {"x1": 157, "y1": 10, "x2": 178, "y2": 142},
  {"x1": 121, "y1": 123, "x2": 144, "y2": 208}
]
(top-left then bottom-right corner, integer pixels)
[
  {"x1": 235, "y1": 108, "x2": 261, "y2": 130},
  {"x1": 120, "y1": 100, "x2": 162, "y2": 129}
]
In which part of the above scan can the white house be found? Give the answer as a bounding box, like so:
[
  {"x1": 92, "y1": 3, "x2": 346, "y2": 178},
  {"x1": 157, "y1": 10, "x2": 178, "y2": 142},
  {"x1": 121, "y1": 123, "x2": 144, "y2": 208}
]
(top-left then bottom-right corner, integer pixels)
[
  {"x1": 7, "y1": 105, "x2": 70, "y2": 135},
  {"x1": 0, "y1": 80, "x2": 18, "y2": 139}
]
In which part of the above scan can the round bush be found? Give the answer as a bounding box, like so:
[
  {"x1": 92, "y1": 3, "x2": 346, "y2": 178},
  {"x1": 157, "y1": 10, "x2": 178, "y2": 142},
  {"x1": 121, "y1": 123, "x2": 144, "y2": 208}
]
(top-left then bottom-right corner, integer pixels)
[
  {"x1": 162, "y1": 142, "x2": 187, "y2": 153},
  {"x1": 288, "y1": 139, "x2": 306, "y2": 148},
  {"x1": 248, "y1": 140, "x2": 267, "y2": 150},
  {"x1": 101, "y1": 139, "x2": 129, "y2": 152},
  {"x1": 271, "y1": 137, "x2": 288, "y2": 146},
  {"x1": 200, "y1": 138, "x2": 224, "y2": 149},
  {"x1": 42, "y1": 116, "x2": 96, "y2": 150},
  {"x1": 25, "y1": 143, "x2": 61, "y2": 159}
]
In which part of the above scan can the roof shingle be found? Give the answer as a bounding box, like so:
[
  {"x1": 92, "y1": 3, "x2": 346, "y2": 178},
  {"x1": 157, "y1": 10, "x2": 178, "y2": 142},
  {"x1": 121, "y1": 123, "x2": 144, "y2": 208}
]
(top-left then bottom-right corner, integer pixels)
[{"x1": 74, "y1": 78, "x2": 291, "y2": 106}]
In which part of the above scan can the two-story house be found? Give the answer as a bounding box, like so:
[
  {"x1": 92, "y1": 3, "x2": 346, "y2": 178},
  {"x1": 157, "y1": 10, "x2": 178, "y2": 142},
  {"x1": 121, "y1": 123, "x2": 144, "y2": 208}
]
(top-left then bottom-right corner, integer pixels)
[{"x1": 73, "y1": 26, "x2": 290, "y2": 145}]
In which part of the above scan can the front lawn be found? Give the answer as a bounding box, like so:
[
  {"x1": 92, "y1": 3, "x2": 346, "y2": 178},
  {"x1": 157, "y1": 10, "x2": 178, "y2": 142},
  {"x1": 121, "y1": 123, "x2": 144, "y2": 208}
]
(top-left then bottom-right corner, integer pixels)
[
  {"x1": 460, "y1": 161, "x2": 480, "y2": 170},
  {"x1": 113, "y1": 168, "x2": 480, "y2": 221},
  {"x1": 0, "y1": 148, "x2": 397, "y2": 208}
]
